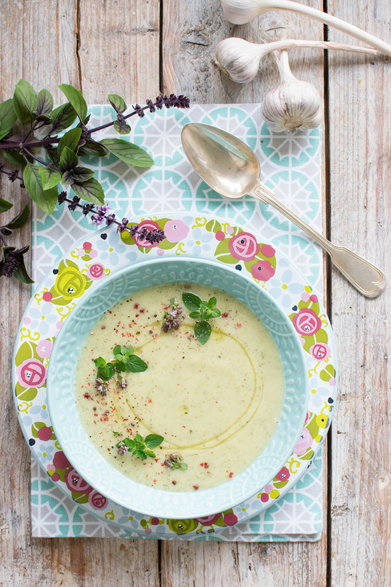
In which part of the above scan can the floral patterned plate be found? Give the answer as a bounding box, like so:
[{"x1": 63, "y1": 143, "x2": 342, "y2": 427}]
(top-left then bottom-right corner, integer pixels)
[{"x1": 13, "y1": 212, "x2": 337, "y2": 538}]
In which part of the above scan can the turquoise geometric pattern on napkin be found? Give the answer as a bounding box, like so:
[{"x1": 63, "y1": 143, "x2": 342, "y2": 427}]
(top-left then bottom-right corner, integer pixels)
[{"x1": 31, "y1": 104, "x2": 324, "y2": 541}]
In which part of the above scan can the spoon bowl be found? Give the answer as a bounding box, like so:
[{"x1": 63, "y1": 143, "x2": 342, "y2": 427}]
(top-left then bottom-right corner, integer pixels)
[
  {"x1": 181, "y1": 122, "x2": 385, "y2": 298},
  {"x1": 181, "y1": 123, "x2": 259, "y2": 198}
]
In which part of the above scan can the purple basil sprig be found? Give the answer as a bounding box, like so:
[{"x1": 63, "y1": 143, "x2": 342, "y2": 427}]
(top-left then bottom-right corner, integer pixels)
[
  {"x1": 57, "y1": 192, "x2": 165, "y2": 245},
  {"x1": 0, "y1": 81, "x2": 190, "y2": 284}
]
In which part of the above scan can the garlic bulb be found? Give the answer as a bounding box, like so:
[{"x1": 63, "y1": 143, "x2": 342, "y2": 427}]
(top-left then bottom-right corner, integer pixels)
[
  {"x1": 220, "y1": 0, "x2": 391, "y2": 56},
  {"x1": 215, "y1": 38, "x2": 263, "y2": 83},
  {"x1": 221, "y1": 0, "x2": 264, "y2": 24},
  {"x1": 262, "y1": 50, "x2": 321, "y2": 132},
  {"x1": 215, "y1": 37, "x2": 378, "y2": 84}
]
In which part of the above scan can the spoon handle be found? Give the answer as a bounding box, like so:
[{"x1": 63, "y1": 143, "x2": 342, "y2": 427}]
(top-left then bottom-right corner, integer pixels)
[{"x1": 252, "y1": 182, "x2": 386, "y2": 298}]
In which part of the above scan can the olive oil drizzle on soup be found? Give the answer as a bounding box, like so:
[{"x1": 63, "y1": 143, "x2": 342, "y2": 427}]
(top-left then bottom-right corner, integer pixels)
[{"x1": 76, "y1": 283, "x2": 284, "y2": 492}]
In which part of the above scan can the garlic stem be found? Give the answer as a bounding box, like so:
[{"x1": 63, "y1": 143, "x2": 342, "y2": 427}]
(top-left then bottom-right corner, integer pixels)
[
  {"x1": 269, "y1": 39, "x2": 379, "y2": 57},
  {"x1": 275, "y1": 49, "x2": 296, "y2": 84},
  {"x1": 221, "y1": 0, "x2": 391, "y2": 56},
  {"x1": 216, "y1": 37, "x2": 380, "y2": 84}
]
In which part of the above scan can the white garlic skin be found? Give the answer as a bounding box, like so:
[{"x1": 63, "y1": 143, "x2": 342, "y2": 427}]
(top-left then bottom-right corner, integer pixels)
[
  {"x1": 215, "y1": 37, "x2": 261, "y2": 83},
  {"x1": 221, "y1": 0, "x2": 265, "y2": 24},
  {"x1": 262, "y1": 80, "x2": 322, "y2": 132}
]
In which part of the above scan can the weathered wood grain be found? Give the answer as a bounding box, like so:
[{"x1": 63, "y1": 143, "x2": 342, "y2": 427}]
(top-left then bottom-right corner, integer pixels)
[
  {"x1": 162, "y1": 0, "x2": 327, "y2": 103},
  {"x1": 327, "y1": 1, "x2": 391, "y2": 586},
  {"x1": 161, "y1": 1, "x2": 328, "y2": 585},
  {"x1": 78, "y1": 0, "x2": 160, "y2": 102},
  {"x1": 0, "y1": 1, "x2": 160, "y2": 585}
]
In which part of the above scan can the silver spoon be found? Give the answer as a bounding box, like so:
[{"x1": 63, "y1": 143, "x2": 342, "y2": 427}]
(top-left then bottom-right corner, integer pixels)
[{"x1": 181, "y1": 123, "x2": 385, "y2": 299}]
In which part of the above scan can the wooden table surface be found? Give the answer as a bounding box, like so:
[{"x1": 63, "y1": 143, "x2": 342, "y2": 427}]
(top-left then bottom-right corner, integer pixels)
[{"x1": 1, "y1": 1, "x2": 389, "y2": 585}]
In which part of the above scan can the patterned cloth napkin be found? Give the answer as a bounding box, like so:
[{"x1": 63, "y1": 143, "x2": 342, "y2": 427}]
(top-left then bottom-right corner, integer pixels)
[{"x1": 30, "y1": 104, "x2": 324, "y2": 540}]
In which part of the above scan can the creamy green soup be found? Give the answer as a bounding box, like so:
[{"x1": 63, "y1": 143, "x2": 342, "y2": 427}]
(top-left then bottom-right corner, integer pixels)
[{"x1": 76, "y1": 283, "x2": 284, "y2": 492}]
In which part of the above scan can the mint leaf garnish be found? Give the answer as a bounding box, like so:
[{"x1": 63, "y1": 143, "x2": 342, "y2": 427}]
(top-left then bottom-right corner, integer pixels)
[
  {"x1": 194, "y1": 320, "x2": 212, "y2": 345},
  {"x1": 182, "y1": 292, "x2": 222, "y2": 344},
  {"x1": 93, "y1": 346, "x2": 147, "y2": 387},
  {"x1": 124, "y1": 354, "x2": 148, "y2": 373},
  {"x1": 116, "y1": 433, "x2": 164, "y2": 460},
  {"x1": 145, "y1": 434, "x2": 164, "y2": 449},
  {"x1": 113, "y1": 345, "x2": 135, "y2": 361},
  {"x1": 182, "y1": 292, "x2": 202, "y2": 313},
  {"x1": 93, "y1": 357, "x2": 116, "y2": 381}
]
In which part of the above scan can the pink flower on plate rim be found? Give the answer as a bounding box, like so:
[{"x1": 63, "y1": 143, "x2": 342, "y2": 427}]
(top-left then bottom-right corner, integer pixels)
[
  {"x1": 293, "y1": 308, "x2": 322, "y2": 336},
  {"x1": 164, "y1": 219, "x2": 189, "y2": 243},
  {"x1": 223, "y1": 513, "x2": 238, "y2": 526},
  {"x1": 133, "y1": 220, "x2": 160, "y2": 248},
  {"x1": 294, "y1": 427, "x2": 313, "y2": 455},
  {"x1": 310, "y1": 342, "x2": 331, "y2": 361},
  {"x1": 229, "y1": 232, "x2": 259, "y2": 261},
  {"x1": 250, "y1": 259, "x2": 275, "y2": 281},
  {"x1": 195, "y1": 514, "x2": 221, "y2": 526},
  {"x1": 16, "y1": 358, "x2": 47, "y2": 388},
  {"x1": 87, "y1": 263, "x2": 105, "y2": 280},
  {"x1": 89, "y1": 491, "x2": 108, "y2": 509},
  {"x1": 275, "y1": 466, "x2": 290, "y2": 482},
  {"x1": 36, "y1": 339, "x2": 53, "y2": 358},
  {"x1": 65, "y1": 469, "x2": 93, "y2": 494}
]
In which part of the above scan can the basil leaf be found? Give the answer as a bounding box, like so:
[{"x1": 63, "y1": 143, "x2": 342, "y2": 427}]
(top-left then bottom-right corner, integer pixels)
[
  {"x1": 113, "y1": 120, "x2": 131, "y2": 135},
  {"x1": 144, "y1": 434, "x2": 164, "y2": 449},
  {"x1": 5, "y1": 204, "x2": 30, "y2": 229},
  {"x1": 100, "y1": 138, "x2": 153, "y2": 167},
  {"x1": 182, "y1": 292, "x2": 202, "y2": 312},
  {"x1": 37, "y1": 167, "x2": 62, "y2": 190},
  {"x1": 124, "y1": 354, "x2": 148, "y2": 373},
  {"x1": 35, "y1": 89, "x2": 53, "y2": 116},
  {"x1": 0, "y1": 198, "x2": 12, "y2": 213},
  {"x1": 208, "y1": 308, "x2": 221, "y2": 319},
  {"x1": 71, "y1": 178, "x2": 105, "y2": 204},
  {"x1": 194, "y1": 321, "x2": 211, "y2": 345},
  {"x1": 108, "y1": 94, "x2": 127, "y2": 114},
  {"x1": 23, "y1": 163, "x2": 58, "y2": 215},
  {"x1": 78, "y1": 139, "x2": 108, "y2": 157},
  {"x1": 0, "y1": 99, "x2": 17, "y2": 140},
  {"x1": 58, "y1": 84, "x2": 88, "y2": 123},
  {"x1": 62, "y1": 166, "x2": 94, "y2": 185},
  {"x1": 12, "y1": 256, "x2": 34, "y2": 284},
  {"x1": 50, "y1": 103, "x2": 77, "y2": 131},
  {"x1": 58, "y1": 128, "x2": 82, "y2": 157},
  {"x1": 13, "y1": 79, "x2": 37, "y2": 124},
  {"x1": 59, "y1": 146, "x2": 78, "y2": 172},
  {"x1": 2, "y1": 149, "x2": 26, "y2": 168}
]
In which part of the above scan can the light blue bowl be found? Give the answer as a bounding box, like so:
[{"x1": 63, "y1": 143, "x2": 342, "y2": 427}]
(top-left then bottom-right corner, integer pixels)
[{"x1": 48, "y1": 257, "x2": 309, "y2": 519}]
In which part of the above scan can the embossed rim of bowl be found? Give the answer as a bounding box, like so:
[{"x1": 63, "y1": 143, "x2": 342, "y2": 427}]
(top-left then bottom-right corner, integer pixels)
[{"x1": 47, "y1": 257, "x2": 309, "y2": 520}]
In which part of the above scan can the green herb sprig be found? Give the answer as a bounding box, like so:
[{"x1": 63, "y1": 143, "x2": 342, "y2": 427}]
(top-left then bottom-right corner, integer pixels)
[
  {"x1": 182, "y1": 292, "x2": 221, "y2": 344},
  {"x1": 94, "y1": 345, "x2": 147, "y2": 382},
  {"x1": 164, "y1": 453, "x2": 188, "y2": 471},
  {"x1": 0, "y1": 79, "x2": 189, "y2": 283},
  {"x1": 116, "y1": 433, "x2": 164, "y2": 460}
]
